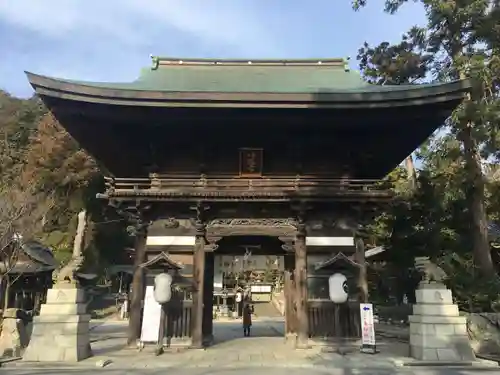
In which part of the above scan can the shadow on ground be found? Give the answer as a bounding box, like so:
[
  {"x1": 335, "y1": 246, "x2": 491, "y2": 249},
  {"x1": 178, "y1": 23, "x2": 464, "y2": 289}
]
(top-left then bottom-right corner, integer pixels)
[{"x1": 211, "y1": 319, "x2": 285, "y2": 346}]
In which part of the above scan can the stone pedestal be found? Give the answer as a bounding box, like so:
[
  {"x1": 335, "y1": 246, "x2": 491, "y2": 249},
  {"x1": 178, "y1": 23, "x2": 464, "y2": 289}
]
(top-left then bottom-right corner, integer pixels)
[
  {"x1": 409, "y1": 283, "x2": 475, "y2": 362},
  {"x1": 22, "y1": 286, "x2": 92, "y2": 362},
  {"x1": 0, "y1": 308, "x2": 28, "y2": 357}
]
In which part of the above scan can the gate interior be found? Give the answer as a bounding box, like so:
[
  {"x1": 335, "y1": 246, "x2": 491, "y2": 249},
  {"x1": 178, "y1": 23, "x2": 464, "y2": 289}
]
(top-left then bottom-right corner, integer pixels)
[{"x1": 203, "y1": 235, "x2": 291, "y2": 344}]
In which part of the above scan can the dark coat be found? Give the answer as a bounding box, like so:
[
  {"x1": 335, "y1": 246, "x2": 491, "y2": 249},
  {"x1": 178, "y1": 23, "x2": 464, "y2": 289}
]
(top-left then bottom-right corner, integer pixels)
[{"x1": 243, "y1": 304, "x2": 253, "y2": 326}]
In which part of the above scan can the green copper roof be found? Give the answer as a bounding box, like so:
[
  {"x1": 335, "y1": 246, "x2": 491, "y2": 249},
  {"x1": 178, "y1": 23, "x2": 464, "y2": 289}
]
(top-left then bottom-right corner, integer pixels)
[
  {"x1": 54, "y1": 57, "x2": 380, "y2": 93},
  {"x1": 26, "y1": 57, "x2": 473, "y2": 109},
  {"x1": 139, "y1": 57, "x2": 367, "y2": 93}
]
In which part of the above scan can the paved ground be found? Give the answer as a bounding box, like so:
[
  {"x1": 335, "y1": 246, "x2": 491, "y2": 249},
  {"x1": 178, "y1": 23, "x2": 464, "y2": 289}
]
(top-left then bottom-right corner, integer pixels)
[
  {"x1": 3, "y1": 319, "x2": 498, "y2": 373},
  {"x1": 5, "y1": 366, "x2": 500, "y2": 375},
  {"x1": 252, "y1": 301, "x2": 282, "y2": 318}
]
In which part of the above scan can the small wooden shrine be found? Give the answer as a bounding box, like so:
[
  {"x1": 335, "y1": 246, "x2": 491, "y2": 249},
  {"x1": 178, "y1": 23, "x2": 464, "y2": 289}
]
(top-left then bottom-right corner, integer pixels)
[
  {"x1": 26, "y1": 57, "x2": 471, "y2": 348},
  {"x1": 0, "y1": 240, "x2": 55, "y2": 314}
]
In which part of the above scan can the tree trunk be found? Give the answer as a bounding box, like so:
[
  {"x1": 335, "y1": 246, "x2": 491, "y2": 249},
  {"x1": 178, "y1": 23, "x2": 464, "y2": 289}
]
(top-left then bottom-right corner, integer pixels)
[
  {"x1": 405, "y1": 154, "x2": 417, "y2": 189},
  {"x1": 456, "y1": 65, "x2": 495, "y2": 278},
  {"x1": 460, "y1": 125, "x2": 495, "y2": 277}
]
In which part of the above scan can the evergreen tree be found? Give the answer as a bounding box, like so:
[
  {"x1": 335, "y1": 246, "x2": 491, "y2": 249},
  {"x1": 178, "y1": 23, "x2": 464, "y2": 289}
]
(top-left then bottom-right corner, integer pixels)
[{"x1": 353, "y1": 0, "x2": 500, "y2": 279}]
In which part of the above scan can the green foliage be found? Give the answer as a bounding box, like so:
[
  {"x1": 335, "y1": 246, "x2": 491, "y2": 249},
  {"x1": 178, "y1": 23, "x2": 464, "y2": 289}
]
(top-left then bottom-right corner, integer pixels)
[
  {"x1": 440, "y1": 253, "x2": 500, "y2": 312},
  {"x1": 0, "y1": 95, "x2": 130, "y2": 277},
  {"x1": 354, "y1": 0, "x2": 500, "y2": 310}
]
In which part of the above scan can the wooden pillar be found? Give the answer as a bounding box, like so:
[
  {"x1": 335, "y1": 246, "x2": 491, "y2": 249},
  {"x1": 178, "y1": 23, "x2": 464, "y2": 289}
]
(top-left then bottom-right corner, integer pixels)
[
  {"x1": 284, "y1": 253, "x2": 295, "y2": 340},
  {"x1": 202, "y1": 251, "x2": 214, "y2": 344},
  {"x1": 355, "y1": 236, "x2": 368, "y2": 302},
  {"x1": 127, "y1": 223, "x2": 148, "y2": 345},
  {"x1": 294, "y1": 220, "x2": 309, "y2": 348},
  {"x1": 191, "y1": 221, "x2": 206, "y2": 348}
]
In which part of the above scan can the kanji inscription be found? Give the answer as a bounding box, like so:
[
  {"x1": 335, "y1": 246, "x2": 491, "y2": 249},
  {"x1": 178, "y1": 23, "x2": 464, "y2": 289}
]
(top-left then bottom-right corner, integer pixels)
[{"x1": 239, "y1": 148, "x2": 263, "y2": 177}]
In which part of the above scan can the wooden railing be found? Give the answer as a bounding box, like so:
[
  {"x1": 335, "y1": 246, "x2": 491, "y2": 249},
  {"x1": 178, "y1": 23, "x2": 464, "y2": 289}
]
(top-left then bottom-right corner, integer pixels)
[
  {"x1": 103, "y1": 175, "x2": 392, "y2": 200},
  {"x1": 164, "y1": 300, "x2": 192, "y2": 339}
]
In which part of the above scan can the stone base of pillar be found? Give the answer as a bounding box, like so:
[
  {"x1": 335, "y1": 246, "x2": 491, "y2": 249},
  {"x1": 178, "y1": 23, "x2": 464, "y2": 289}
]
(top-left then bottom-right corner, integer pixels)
[
  {"x1": 22, "y1": 286, "x2": 92, "y2": 362},
  {"x1": 285, "y1": 333, "x2": 311, "y2": 349},
  {"x1": 409, "y1": 283, "x2": 475, "y2": 362},
  {"x1": 202, "y1": 334, "x2": 214, "y2": 346},
  {"x1": 0, "y1": 308, "x2": 29, "y2": 357},
  {"x1": 284, "y1": 332, "x2": 297, "y2": 346},
  {"x1": 295, "y1": 335, "x2": 310, "y2": 350}
]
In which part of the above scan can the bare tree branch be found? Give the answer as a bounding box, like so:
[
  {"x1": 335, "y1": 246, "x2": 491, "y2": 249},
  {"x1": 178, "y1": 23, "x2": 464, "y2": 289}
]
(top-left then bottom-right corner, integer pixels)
[{"x1": 0, "y1": 183, "x2": 56, "y2": 309}]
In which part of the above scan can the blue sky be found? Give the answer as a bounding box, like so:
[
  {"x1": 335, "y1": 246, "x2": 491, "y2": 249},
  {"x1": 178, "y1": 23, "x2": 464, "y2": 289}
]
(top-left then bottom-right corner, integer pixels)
[{"x1": 0, "y1": 0, "x2": 426, "y2": 98}]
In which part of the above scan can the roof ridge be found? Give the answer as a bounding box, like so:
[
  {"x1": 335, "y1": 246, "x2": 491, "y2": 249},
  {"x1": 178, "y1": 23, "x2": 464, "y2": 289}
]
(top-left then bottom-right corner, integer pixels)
[{"x1": 150, "y1": 56, "x2": 350, "y2": 70}]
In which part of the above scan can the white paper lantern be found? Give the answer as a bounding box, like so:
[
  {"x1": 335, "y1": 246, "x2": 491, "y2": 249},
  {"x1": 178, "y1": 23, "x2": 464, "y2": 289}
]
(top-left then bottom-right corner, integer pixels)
[
  {"x1": 328, "y1": 273, "x2": 349, "y2": 303},
  {"x1": 153, "y1": 273, "x2": 173, "y2": 304}
]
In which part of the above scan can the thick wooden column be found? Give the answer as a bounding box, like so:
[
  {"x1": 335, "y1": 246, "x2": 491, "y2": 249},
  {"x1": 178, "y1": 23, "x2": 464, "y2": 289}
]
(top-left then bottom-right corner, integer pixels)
[
  {"x1": 191, "y1": 220, "x2": 206, "y2": 348},
  {"x1": 294, "y1": 220, "x2": 309, "y2": 348},
  {"x1": 128, "y1": 222, "x2": 148, "y2": 345},
  {"x1": 202, "y1": 251, "x2": 214, "y2": 344},
  {"x1": 355, "y1": 236, "x2": 368, "y2": 302},
  {"x1": 284, "y1": 253, "x2": 296, "y2": 340}
]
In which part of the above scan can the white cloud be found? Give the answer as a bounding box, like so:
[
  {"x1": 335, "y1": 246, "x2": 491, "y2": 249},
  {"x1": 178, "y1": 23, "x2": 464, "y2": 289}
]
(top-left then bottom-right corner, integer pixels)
[
  {"x1": 0, "y1": 0, "x2": 80, "y2": 36},
  {"x1": 0, "y1": 0, "x2": 278, "y2": 53}
]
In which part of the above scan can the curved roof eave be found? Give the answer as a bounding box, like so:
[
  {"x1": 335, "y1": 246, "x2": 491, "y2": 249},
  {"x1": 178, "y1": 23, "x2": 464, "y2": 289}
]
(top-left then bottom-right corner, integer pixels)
[{"x1": 26, "y1": 72, "x2": 472, "y2": 109}]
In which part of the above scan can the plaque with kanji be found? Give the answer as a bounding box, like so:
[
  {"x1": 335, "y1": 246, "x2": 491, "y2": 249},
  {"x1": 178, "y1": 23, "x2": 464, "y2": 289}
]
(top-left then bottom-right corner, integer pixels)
[{"x1": 239, "y1": 148, "x2": 263, "y2": 177}]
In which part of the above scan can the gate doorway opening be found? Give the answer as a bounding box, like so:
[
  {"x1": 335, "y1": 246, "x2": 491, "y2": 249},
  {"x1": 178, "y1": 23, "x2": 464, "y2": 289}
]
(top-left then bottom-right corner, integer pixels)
[{"x1": 203, "y1": 236, "x2": 293, "y2": 345}]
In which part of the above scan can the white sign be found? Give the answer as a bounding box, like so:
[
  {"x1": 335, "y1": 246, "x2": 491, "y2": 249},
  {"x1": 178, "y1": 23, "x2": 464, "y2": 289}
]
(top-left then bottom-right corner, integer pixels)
[
  {"x1": 359, "y1": 303, "x2": 376, "y2": 352},
  {"x1": 250, "y1": 284, "x2": 272, "y2": 293},
  {"x1": 140, "y1": 286, "x2": 162, "y2": 343}
]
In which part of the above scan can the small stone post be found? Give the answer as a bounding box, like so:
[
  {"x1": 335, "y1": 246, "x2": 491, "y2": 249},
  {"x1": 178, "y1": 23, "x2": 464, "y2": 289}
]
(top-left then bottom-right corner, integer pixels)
[{"x1": 23, "y1": 210, "x2": 92, "y2": 362}]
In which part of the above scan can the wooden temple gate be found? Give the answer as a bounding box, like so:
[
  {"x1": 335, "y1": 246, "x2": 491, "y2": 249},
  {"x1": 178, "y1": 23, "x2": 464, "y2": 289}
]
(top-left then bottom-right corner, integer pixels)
[
  {"x1": 25, "y1": 56, "x2": 471, "y2": 349},
  {"x1": 103, "y1": 183, "x2": 382, "y2": 348}
]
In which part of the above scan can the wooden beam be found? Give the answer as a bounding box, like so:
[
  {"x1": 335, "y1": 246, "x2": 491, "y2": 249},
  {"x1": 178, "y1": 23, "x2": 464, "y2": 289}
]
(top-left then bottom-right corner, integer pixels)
[
  {"x1": 294, "y1": 218, "x2": 309, "y2": 349},
  {"x1": 355, "y1": 237, "x2": 368, "y2": 302},
  {"x1": 128, "y1": 225, "x2": 148, "y2": 345},
  {"x1": 202, "y1": 252, "x2": 214, "y2": 345},
  {"x1": 191, "y1": 203, "x2": 208, "y2": 348},
  {"x1": 191, "y1": 231, "x2": 206, "y2": 348},
  {"x1": 284, "y1": 254, "x2": 296, "y2": 341}
]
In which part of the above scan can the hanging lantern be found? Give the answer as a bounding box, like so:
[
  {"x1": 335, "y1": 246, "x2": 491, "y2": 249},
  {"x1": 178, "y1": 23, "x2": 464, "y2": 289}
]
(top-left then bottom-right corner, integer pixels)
[
  {"x1": 154, "y1": 273, "x2": 173, "y2": 304},
  {"x1": 328, "y1": 273, "x2": 349, "y2": 304}
]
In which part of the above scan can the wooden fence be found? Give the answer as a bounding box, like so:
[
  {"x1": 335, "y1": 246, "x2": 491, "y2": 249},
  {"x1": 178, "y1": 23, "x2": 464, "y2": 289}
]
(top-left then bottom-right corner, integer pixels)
[
  {"x1": 164, "y1": 299, "x2": 192, "y2": 339},
  {"x1": 308, "y1": 300, "x2": 361, "y2": 338}
]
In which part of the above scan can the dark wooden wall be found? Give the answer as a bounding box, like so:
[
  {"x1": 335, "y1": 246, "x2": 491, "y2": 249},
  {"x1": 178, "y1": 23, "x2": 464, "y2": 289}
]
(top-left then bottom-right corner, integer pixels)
[
  {"x1": 140, "y1": 122, "x2": 368, "y2": 178},
  {"x1": 308, "y1": 301, "x2": 361, "y2": 339}
]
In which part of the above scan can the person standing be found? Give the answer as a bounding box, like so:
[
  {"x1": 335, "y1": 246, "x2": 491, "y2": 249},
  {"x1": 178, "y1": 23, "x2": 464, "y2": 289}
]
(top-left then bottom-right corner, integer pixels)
[{"x1": 242, "y1": 302, "x2": 253, "y2": 337}]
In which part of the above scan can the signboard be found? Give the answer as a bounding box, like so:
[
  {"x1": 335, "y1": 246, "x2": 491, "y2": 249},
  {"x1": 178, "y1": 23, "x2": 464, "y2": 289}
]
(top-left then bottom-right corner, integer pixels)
[
  {"x1": 250, "y1": 284, "x2": 272, "y2": 293},
  {"x1": 359, "y1": 303, "x2": 377, "y2": 354},
  {"x1": 140, "y1": 286, "x2": 162, "y2": 343},
  {"x1": 239, "y1": 148, "x2": 263, "y2": 177}
]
